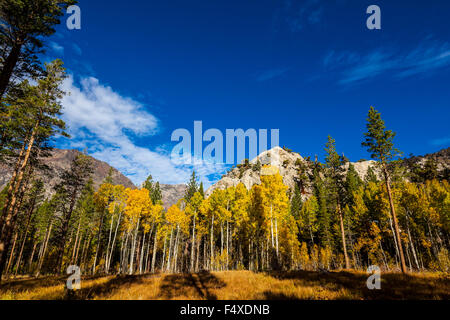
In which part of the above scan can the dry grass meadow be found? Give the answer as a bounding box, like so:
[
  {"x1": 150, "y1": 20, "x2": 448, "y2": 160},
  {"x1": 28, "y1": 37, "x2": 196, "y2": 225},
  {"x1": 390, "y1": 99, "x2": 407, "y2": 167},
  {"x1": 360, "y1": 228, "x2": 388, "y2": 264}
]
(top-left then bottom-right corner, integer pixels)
[{"x1": 0, "y1": 270, "x2": 449, "y2": 300}]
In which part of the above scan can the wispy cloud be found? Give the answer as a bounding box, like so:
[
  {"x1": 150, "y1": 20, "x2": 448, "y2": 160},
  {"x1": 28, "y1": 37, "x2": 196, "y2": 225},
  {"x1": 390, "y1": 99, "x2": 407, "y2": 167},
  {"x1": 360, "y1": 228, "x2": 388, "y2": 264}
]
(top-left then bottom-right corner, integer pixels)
[
  {"x1": 59, "y1": 76, "x2": 226, "y2": 187},
  {"x1": 278, "y1": 0, "x2": 324, "y2": 32},
  {"x1": 49, "y1": 41, "x2": 64, "y2": 55},
  {"x1": 256, "y1": 67, "x2": 290, "y2": 82},
  {"x1": 72, "y1": 43, "x2": 82, "y2": 55},
  {"x1": 324, "y1": 39, "x2": 450, "y2": 85},
  {"x1": 430, "y1": 137, "x2": 450, "y2": 146}
]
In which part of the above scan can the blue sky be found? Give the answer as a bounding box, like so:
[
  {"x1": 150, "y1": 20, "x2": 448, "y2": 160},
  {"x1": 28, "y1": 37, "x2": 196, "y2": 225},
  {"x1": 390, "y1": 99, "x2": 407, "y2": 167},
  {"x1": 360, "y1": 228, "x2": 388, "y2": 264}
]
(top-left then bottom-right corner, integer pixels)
[{"x1": 47, "y1": 0, "x2": 450, "y2": 187}]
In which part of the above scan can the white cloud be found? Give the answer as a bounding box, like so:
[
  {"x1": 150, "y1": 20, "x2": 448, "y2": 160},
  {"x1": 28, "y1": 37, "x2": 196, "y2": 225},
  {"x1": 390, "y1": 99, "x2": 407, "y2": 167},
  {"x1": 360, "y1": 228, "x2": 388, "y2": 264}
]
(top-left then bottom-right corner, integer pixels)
[
  {"x1": 324, "y1": 39, "x2": 450, "y2": 84},
  {"x1": 60, "y1": 76, "x2": 227, "y2": 187},
  {"x1": 49, "y1": 41, "x2": 64, "y2": 55}
]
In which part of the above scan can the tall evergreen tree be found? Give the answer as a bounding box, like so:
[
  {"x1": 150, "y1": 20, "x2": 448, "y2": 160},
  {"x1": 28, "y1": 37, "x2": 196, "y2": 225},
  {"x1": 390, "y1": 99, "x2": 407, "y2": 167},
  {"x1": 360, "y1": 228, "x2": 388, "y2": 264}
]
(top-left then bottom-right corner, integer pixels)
[
  {"x1": 312, "y1": 164, "x2": 332, "y2": 248},
  {"x1": 324, "y1": 136, "x2": 350, "y2": 269},
  {"x1": 362, "y1": 106, "x2": 407, "y2": 273},
  {"x1": 345, "y1": 163, "x2": 363, "y2": 206},
  {"x1": 290, "y1": 185, "x2": 303, "y2": 221},
  {"x1": 53, "y1": 153, "x2": 93, "y2": 273},
  {"x1": 0, "y1": 0, "x2": 76, "y2": 98},
  {"x1": 184, "y1": 171, "x2": 199, "y2": 203},
  {"x1": 151, "y1": 182, "x2": 162, "y2": 204},
  {"x1": 198, "y1": 182, "x2": 205, "y2": 199},
  {"x1": 143, "y1": 174, "x2": 162, "y2": 204},
  {"x1": 0, "y1": 60, "x2": 68, "y2": 279}
]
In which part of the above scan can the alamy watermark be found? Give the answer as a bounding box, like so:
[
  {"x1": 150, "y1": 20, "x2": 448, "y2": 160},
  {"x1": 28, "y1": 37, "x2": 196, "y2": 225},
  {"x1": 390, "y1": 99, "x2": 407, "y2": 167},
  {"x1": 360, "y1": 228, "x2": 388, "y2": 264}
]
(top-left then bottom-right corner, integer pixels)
[
  {"x1": 366, "y1": 265, "x2": 381, "y2": 290},
  {"x1": 171, "y1": 121, "x2": 280, "y2": 168},
  {"x1": 367, "y1": 5, "x2": 381, "y2": 30},
  {"x1": 65, "y1": 5, "x2": 380, "y2": 31},
  {"x1": 66, "y1": 5, "x2": 81, "y2": 30},
  {"x1": 66, "y1": 265, "x2": 81, "y2": 290}
]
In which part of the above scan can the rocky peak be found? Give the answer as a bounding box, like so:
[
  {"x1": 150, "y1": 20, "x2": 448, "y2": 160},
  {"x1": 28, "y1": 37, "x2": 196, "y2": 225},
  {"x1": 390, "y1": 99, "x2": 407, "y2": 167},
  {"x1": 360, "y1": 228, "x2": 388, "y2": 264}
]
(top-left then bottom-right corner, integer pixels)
[{"x1": 206, "y1": 146, "x2": 377, "y2": 198}]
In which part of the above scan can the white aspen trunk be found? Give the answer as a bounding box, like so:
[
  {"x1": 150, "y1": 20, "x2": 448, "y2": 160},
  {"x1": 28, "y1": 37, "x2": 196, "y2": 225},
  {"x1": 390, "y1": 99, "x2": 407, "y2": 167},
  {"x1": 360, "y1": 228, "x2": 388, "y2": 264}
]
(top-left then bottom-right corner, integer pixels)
[
  {"x1": 161, "y1": 235, "x2": 167, "y2": 271},
  {"x1": 220, "y1": 222, "x2": 223, "y2": 270},
  {"x1": 151, "y1": 229, "x2": 158, "y2": 273},
  {"x1": 173, "y1": 225, "x2": 180, "y2": 273},
  {"x1": 270, "y1": 206, "x2": 274, "y2": 247},
  {"x1": 166, "y1": 227, "x2": 173, "y2": 272},
  {"x1": 226, "y1": 221, "x2": 229, "y2": 270},
  {"x1": 107, "y1": 211, "x2": 122, "y2": 273},
  {"x1": 275, "y1": 217, "x2": 279, "y2": 257},
  {"x1": 196, "y1": 238, "x2": 200, "y2": 272},
  {"x1": 105, "y1": 215, "x2": 115, "y2": 271},
  {"x1": 191, "y1": 213, "x2": 196, "y2": 272},
  {"x1": 129, "y1": 217, "x2": 140, "y2": 275},
  {"x1": 210, "y1": 214, "x2": 214, "y2": 271},
  {"x1": 120, "y1": 231, "x2": 130, "y2": 274},
  {"x1": 139, "y1": 232, "x2": 146, "y2": 274},
  {"x1": 406, "y1": 214, "x2": 420, "y2": 270},
  {"x1": 145, "y1": 225, "x2": 154, "y2": 272}
]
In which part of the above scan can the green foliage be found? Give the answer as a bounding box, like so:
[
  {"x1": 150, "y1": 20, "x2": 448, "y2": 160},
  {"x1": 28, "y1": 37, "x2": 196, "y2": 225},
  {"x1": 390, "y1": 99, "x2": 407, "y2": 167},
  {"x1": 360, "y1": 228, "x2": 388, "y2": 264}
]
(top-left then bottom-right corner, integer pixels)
[
  {"x1": 184, "y1": 171, "x2": 199, "y2": 203},
  {"x1": 0, "y1": 0, "x2": 77, "y2": 97},
  {"x1": 290, "y1": 185, "x2": 303, "y2": 221},
  {"x1": 365, "y1": 166, "x2": 378, "y2": 184},
  {"x1": 362, "y1": 106, "x2": 401, "y2": 164}
]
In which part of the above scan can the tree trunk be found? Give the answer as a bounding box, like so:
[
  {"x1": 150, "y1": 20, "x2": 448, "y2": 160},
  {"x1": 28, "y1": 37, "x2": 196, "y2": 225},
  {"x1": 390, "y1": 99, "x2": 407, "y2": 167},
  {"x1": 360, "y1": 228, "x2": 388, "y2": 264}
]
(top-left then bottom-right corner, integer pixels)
[
  {"x1": 383, "y1": 166, "x2": 407, "y2": 273},
  {"x1": 5, "y1": 231, "x2": 18, "y2": 275},
  {"x1": 166, "y1": 227, "x2": 173, "y2": 273},
  {"x1": 139, "y1": 232, "x2": 146, "y2": 274},
  {"x1": 210, "y1": 215, "x2": 214, "y2": 271},
  {"x1": 92, "y1": 210, "x2": 106, "y2": 274},
  {"x1": 0, "y1": 123, "x2": 38, "y2": 278},
  {"x1": 151, "y1": 229, "x2": 158, "y2": 273},
  {"x1": 129, "y1": 217, "x2": 140, "y2": 275},
  {"x1": 190, "y1": 213, "x2": 196, "y2": 272},
  {"x1": 338, "y1": 203, "x2": 350, "y2": 269},
  {"x1": 107, "y1": 211, "x2": 122, "y2": 273},
  {"x1": 0, "y1": 42, "x2": 23, "y2": 99},
  {"x1": 406, "y1": 215, "x2": 420, "y2": 270}
]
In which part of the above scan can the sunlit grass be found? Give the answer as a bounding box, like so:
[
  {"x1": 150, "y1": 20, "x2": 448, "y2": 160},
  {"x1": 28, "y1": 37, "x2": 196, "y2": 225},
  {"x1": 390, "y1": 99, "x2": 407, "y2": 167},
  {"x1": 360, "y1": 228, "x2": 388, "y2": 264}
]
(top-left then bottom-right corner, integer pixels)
[{"x1": 1, "y1": 270, "x2": 448, "y2": 300}]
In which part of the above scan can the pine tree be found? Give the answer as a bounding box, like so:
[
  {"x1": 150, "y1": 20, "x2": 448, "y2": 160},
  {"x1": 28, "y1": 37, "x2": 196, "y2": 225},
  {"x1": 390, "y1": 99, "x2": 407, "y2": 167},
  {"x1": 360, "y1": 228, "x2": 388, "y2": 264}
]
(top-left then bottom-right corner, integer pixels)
[
  {"x1": 362, "y1": 106, "x2": 407, "y2": 273},
  {"x1": 312, "y1": 164, "x2": 332, "y2": 249},
  {"x1": 198, "y1": 182, "x2": 205, "y2": 199},
  {"x1": 0, "y1": 60, "x2": 68, "y2": 279},
  {"x1": 151, "y1": 182, "x2": 162, "y2": 204},
  {"x1": 53, "y1": 153, "x2": 93, "y2": 273},
  {"x1": 0, "y1": 0, "x2": 77, "y2": 98},
  {"x1": 184, "y1": 171, "x2": 199, "y2": 203},
  {"x1": 290, "y1": 185, "x2": 303, "y2": 221},
  {"x1": 324, "y1": 136, "x2": 350, "y2": 269},
  {"x1": 345, "y1": 163, "x2": 363, "y2": 206},
  {"x1": 365, "y1": 166, "x2": 378, "y2": 184}
]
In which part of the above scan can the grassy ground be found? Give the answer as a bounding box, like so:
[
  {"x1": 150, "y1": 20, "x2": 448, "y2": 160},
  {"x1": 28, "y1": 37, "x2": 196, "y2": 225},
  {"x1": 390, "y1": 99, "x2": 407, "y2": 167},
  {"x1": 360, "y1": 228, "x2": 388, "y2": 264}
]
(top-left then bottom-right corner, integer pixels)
[{"x1": 0, "y1": 270, "x2": 449, "y2": 300}]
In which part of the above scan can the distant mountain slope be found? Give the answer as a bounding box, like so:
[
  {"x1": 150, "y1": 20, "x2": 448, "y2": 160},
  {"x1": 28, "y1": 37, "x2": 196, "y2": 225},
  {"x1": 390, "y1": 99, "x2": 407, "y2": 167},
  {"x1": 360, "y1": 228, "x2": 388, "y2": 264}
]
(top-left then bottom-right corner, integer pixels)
[
  {"x1": 404, "y1": 147, "x2": 450, "y2": 171},
  {"x1": 0, "y1": 149, "x2": 136, "y2": 198},
  {"x1": 0, "y1": 148, "x2": 186, "y2": 209},
  {"x1": 206, "y1": 146, "x2": 450, "y2": 198},
  {"x1": 206, "y1": 146, "x2": 376, "y2": 197},
  {"x1": 160, "y1": 184, "x2": 187, "y2": 209}
]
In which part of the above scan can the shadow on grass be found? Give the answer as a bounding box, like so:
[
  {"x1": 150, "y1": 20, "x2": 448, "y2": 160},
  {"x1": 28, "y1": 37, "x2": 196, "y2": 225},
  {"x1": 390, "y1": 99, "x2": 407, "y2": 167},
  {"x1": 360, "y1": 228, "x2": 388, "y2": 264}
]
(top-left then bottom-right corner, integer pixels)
[
  {"x1": 265, "y1": 270, "x2": 450, "y2": 300},
  {"x1": 73, "y1": 274, "x2": 155, "y2": 300},
  {"x1": 0, "y1": 274, "x2": 116, "y2": 299},
  {"x1": 262, "y1": 291, "x2": 299, "y2": 300},
  {"x1": 0, "y1": 276, "x2": 65, "y2": 294},
  {"x1": 158, "y1": 271, "x2": 226, "y2": 300}
]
